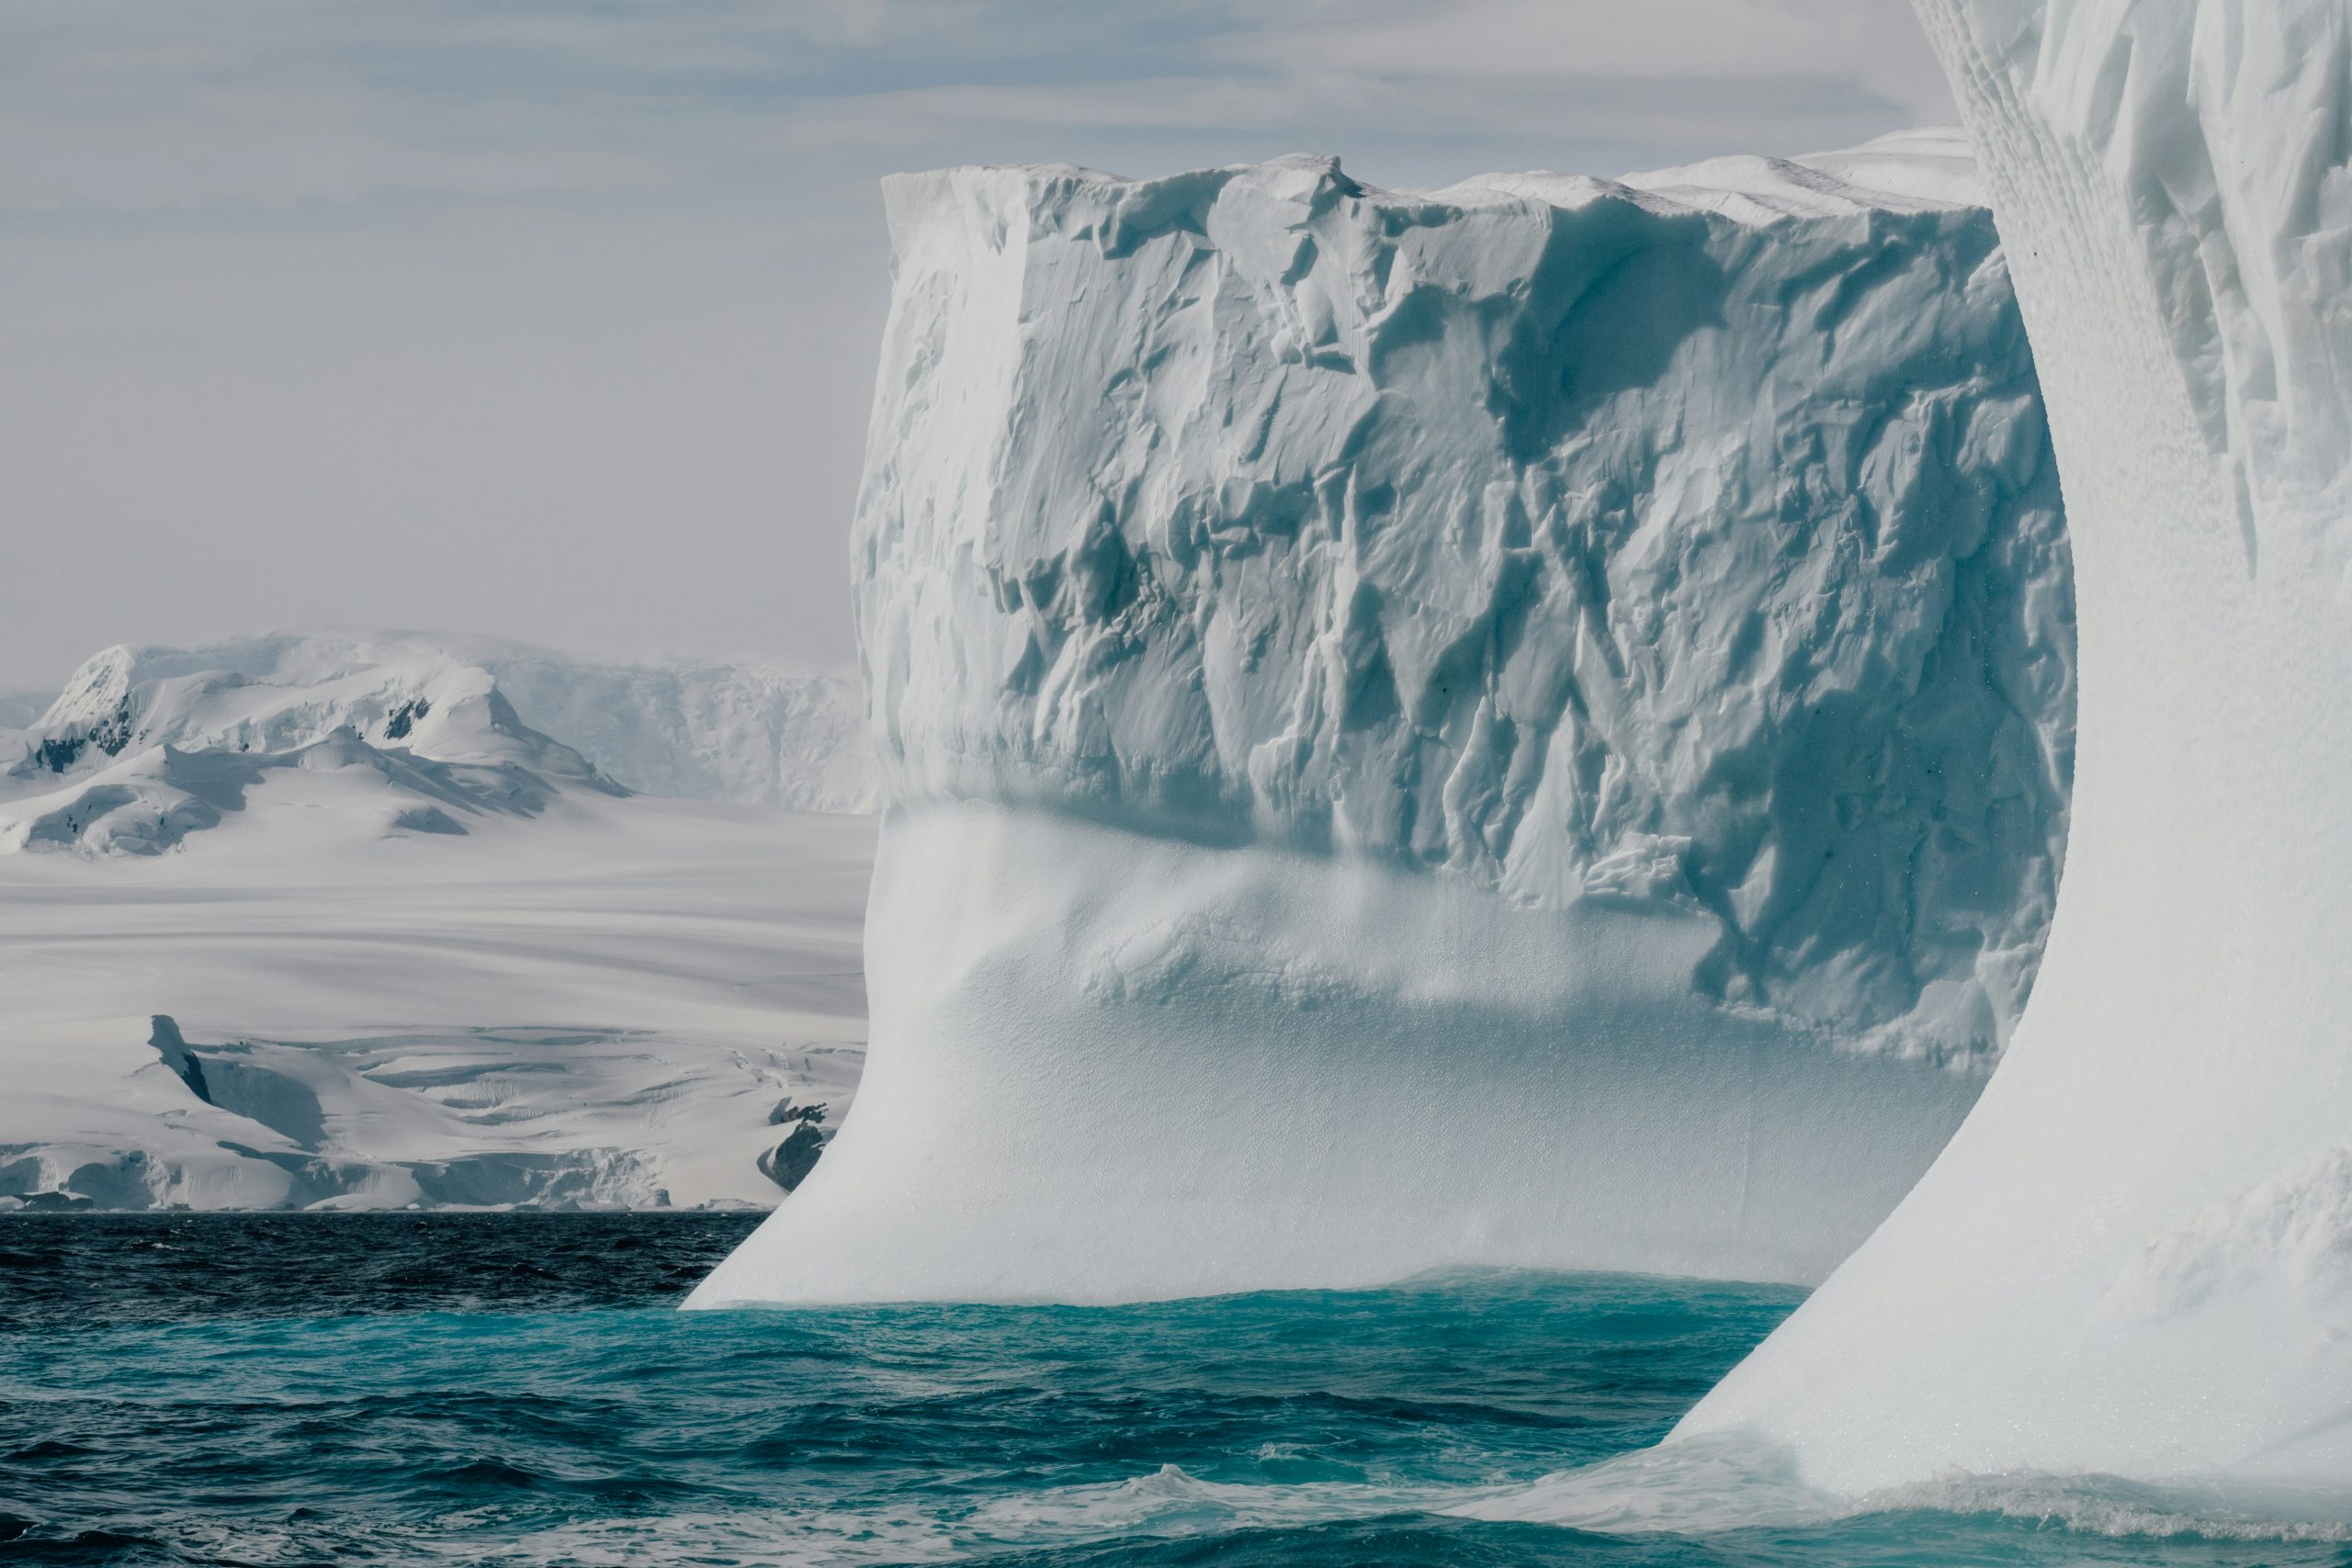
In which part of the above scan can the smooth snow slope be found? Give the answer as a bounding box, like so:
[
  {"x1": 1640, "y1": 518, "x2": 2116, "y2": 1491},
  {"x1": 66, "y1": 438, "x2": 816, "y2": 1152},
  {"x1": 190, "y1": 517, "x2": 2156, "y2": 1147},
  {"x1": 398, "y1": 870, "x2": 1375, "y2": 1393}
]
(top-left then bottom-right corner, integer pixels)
[
  {"x1": 1661, "y1": 0, "x2": 2352, "y2": 1498},
  {"x1": 694, "y1": 131, "x2": 2076, "y2": 1305},
  {"x1": 0, "y1": 796, "x2": 872, "y2": 1210}
]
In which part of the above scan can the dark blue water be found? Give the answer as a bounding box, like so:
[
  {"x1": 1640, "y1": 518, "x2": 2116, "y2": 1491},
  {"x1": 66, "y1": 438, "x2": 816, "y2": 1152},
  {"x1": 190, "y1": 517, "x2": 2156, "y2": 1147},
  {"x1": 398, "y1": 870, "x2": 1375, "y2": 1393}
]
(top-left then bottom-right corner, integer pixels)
[{"x1": 4, "y1": 1215, "x2": 2344, "y2": 1565}]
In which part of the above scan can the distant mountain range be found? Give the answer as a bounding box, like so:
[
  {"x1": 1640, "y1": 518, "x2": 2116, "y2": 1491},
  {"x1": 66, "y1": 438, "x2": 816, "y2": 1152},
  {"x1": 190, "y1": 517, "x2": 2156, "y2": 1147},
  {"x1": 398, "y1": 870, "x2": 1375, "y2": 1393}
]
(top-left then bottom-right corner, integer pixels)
[
  {"x1": 0, "y1": 631, "x2": 879, "y2": 1210},
  {"x1": 0, "y1": 631, "x2": 876, "y2": 857}
]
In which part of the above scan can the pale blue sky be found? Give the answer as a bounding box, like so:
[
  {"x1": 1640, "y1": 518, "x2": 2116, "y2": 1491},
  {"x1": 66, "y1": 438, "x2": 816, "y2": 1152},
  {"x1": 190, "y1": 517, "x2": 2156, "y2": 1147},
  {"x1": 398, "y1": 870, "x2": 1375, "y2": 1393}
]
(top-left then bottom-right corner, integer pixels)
[{"x1": 0, "y1": 1, "x2": 1952, "y2": 690}]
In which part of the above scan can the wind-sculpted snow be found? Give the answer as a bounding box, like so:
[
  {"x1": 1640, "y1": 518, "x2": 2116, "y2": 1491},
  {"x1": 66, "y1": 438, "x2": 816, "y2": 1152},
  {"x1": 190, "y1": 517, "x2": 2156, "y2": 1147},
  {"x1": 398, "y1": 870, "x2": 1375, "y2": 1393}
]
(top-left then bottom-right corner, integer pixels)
[
  {"x1": 1658, "y1": 0, "x2": 2352, "y2": 1503},
  {"x1": 695, "y1": 132, "x2": 2076, "y2": 1306}
]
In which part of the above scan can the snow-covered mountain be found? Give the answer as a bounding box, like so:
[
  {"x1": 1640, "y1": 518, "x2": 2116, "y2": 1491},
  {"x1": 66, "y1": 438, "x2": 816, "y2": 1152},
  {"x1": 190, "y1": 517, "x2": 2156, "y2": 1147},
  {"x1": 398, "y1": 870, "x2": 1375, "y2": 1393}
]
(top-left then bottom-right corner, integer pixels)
[
  {"x1": 0, "y1": 631, "x2": 877, "y2": 858},
  {"x1": 471, "y1": 643, "x2": 874, "y2": 812},
  {"x1": 2, "y1": 642, "x2": 617, "y2": 856},
  {"x1": 0, "y1": 632, "x2": 876, "y2": 1210},
  {"x1": 696, "y1": 129, "x2": 2080, "y2": 1306}
]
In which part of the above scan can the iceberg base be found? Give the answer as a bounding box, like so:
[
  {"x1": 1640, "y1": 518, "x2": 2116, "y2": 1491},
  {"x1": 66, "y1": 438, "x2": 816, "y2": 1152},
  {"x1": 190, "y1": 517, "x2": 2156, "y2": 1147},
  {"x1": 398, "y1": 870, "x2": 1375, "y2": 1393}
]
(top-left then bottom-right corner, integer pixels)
[{"x1": 691, "y1": 807, "x2": 1984, "y2": 1306}]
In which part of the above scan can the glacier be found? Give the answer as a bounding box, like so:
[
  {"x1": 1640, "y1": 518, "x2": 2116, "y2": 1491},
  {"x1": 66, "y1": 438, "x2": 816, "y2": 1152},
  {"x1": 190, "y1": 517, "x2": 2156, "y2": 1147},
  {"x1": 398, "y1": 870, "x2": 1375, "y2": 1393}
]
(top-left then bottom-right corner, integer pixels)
[
  {"x1": 692, "y1": 130, "x2": 2078, "y2": 1305},
  {"x1": 0, "y1": 632, "x2": 876, "y2": 1210},
  {"x1": 0, "y1": 794, "x2": 873, "y2": 1211},
  {"x1": 1643, "y1": 0, "x2": 2352, "y2": 1502}
]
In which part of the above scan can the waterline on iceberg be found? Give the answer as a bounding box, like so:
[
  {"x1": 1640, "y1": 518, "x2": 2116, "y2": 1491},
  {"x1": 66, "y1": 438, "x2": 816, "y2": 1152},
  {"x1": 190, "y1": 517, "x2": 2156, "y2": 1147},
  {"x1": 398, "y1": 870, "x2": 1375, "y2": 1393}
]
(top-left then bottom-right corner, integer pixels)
[{"x1": 691, "y1": 805, "x2": 1983, "y2": 1306}]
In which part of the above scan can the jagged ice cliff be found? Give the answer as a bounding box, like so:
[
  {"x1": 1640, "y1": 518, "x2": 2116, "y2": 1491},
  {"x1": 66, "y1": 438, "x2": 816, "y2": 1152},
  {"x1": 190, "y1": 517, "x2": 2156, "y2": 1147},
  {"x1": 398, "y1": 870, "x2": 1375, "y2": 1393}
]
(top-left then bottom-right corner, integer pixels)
[{"x1": 694, "y1": 130, "x2": 2079, "y2": 1305}]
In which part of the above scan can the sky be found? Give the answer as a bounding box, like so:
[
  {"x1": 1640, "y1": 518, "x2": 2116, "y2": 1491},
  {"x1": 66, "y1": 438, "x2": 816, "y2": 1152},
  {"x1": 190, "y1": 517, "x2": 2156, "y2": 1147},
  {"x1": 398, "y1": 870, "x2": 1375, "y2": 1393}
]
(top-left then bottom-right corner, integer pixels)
[{"x1": 0, "y1": 0, "x2": 1955, "y2": 693}]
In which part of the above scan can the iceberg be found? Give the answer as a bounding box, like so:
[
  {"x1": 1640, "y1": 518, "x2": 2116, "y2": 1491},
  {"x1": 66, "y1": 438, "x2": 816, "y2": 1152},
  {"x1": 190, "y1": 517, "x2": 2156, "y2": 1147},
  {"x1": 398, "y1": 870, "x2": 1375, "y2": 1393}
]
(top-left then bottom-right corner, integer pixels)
[
  {"x1": 1669, "y1": 0, "x2": 2352, "y2": 1497},
  {"x1": 692, "y1": 132, "x2": 2076, "y2": 1305}
]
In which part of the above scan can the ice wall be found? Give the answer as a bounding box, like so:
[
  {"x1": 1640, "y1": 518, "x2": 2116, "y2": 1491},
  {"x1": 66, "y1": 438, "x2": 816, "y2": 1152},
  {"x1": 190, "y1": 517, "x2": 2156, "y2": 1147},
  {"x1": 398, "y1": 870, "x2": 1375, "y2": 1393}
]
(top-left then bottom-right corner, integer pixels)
[
  {"x1": 692, "y1": 133, "x2": 2075, "y2": 1306},
  {"x1": 1671, "y1": 0, "x2": 2352, "y2": 1497}
]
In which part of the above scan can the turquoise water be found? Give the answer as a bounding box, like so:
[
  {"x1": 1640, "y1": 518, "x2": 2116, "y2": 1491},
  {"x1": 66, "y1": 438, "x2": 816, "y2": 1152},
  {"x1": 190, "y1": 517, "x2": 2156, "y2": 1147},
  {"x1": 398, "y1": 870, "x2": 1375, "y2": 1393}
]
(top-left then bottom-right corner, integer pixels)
[{"x1": 3, "y1": 1215, "x2": 2345, "y2": 1565}]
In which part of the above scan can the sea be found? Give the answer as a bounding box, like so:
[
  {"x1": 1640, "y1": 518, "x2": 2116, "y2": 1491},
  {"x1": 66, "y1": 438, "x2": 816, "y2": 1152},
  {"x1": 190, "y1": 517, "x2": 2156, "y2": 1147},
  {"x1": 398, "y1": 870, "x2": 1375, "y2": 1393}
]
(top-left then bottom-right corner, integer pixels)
[{"x1": 4, "y1": 1213, "x2": 2345, "y2": 1566}]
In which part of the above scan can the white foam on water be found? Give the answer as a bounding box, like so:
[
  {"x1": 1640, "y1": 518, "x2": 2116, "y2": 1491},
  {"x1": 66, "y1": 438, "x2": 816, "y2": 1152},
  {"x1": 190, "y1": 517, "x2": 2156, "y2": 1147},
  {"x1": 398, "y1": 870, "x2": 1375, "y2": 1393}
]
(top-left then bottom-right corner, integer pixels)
[{"x1": 1467, "y1": 1431, "x2": 2352, "y2": 1544}]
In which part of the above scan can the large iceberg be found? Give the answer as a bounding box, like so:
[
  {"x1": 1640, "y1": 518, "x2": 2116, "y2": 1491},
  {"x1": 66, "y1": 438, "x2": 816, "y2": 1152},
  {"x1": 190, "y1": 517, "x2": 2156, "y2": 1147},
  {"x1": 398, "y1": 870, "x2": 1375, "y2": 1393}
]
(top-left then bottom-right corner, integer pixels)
[
  {"x1": 695, "y1": 131, "x2": 2076, "y2": 1305},
  {"x1": 1668, "y1": 0, "x2": 2352, "y2": 1498}
]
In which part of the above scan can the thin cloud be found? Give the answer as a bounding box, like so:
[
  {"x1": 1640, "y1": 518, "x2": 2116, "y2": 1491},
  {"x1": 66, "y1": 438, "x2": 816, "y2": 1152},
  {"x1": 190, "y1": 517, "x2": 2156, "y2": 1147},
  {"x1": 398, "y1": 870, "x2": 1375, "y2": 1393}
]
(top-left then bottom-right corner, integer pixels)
[
  {"x1": 1221, "y1": 0, "x2": 1953, "y2": 116},
  {"x1": 0, "y1": 103, "x2": 667, "y2": 212},
  {"x1": 0, "y1": 0, "x2": 1962, "y2": 687},
  {"x1": 0, "y1": 0, "x2": 1950, "y2": 213}
]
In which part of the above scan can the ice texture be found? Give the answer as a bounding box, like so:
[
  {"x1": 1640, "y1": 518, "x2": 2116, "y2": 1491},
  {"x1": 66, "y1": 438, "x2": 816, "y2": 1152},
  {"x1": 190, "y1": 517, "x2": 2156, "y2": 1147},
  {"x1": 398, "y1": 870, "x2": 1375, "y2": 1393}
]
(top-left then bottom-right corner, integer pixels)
[
  {"x1": 694, "y1": 132, "x2": 2077, "y2": 1305},
  {"x1": 1668, "y1": 0, "x2": 2352, "y2": 1498},
  {"x1": 855, "y1": 130, "x2": 2072, "y2": 1060}
]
